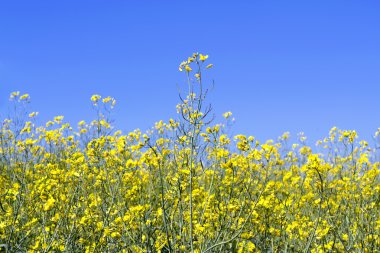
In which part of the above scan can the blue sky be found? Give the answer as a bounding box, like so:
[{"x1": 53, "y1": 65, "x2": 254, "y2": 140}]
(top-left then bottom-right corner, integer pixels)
[{"x1": 1, "y1": 1, "x2": 379, "y2": 144}]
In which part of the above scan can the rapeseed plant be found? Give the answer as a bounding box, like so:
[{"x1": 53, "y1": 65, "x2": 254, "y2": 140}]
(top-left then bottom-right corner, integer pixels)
[{"x1": 0, "y1": 54, "x2": 380, "y2": 252}]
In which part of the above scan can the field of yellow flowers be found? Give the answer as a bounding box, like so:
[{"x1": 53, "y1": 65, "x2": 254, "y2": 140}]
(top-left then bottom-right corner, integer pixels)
[{"x1": 1, "y1": 54, "x2": 380, "y2": 252}]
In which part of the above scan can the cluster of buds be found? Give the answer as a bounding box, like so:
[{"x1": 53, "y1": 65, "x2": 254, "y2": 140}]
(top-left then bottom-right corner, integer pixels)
[
  {"x1": 9, "y1": 91, "x2": 30, "y2": 102},
  {"x1": 90, "y1": 94, "x2": 116, "y2": 108},
  {"x1": 178, "y1": 53, "x2": 213, "y2": 76}
]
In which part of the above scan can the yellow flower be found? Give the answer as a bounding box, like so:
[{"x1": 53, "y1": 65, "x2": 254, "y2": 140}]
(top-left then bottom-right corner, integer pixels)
[
  {"x1": 199, "y1": 54, "x2": 208, "y2": 62},
  {"x1": 10, "y1": 91, "x2": 20, "y2": 99},
  {"x1": 91, "y1": 94, "x2": 101, "y2": 102},
  {"x1": 29, "y1": 112, "x2": 39, "y2": 118},
  {"x1": 206, "y1": 63, "x2": 213, "y2": 69},
  {"x1": 54, "y1": 116, "x2": 64, "y2": 123},
  {"x1": 102, "y1": 96, "x2": 112, "y2": 103},
  {"x1": 20, "y1": 94, "x2": 30, "y2": 100},
  {"x1": 43, "y1": 197, "x2": 56, "y2": 211},
  {"x1": 185, "y1": 65, "x2": 192, "y2": 72},
  {"x1": 223, "y1": 111, "x2": 232, "y2": 119},
  {"x1": 111, "y1": 232, "x2": 121, "y2": 238}
]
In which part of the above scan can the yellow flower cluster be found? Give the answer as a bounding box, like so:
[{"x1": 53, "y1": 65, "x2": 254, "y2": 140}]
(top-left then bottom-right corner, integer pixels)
[
  {"x1": 1, "y1": 54, "x2": 380, "y2": 252},
  {"x1": 178, "y1": 53, "x2": 213, "y2": 81}
]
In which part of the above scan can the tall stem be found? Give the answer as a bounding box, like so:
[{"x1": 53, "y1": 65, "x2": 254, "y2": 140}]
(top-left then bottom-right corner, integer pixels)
[{"x1": 187, "y1": 72, "x2": 195, "y2": 253}]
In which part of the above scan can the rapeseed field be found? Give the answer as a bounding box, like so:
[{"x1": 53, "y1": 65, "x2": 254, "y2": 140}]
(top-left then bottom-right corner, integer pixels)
[{"x1": 1, "y1": 54, "x2": 380, "y2": 252}]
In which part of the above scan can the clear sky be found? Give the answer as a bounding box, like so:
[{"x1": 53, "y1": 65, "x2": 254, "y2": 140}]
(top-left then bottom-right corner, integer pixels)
[{"x1": 1, "y1": 1, "x2": 379, "y2": 145}]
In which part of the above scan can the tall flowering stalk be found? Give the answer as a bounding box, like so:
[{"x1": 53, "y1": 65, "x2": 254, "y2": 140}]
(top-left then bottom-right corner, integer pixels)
[{"x1": 178, "y1": 53, "x2": 214, "y2": 252}]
